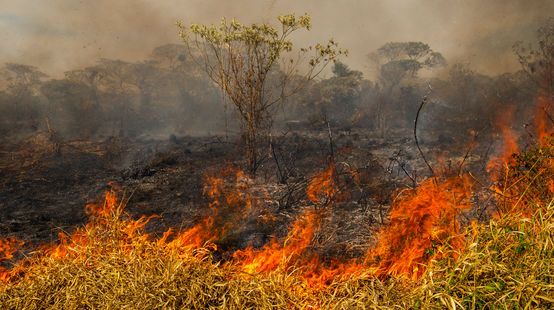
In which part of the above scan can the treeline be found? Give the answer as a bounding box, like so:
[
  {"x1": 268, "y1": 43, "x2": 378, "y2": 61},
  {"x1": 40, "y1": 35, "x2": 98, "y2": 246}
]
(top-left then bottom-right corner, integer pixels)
[
  {"x1": 0, "y1": 37, "x2": 549, "y2": 143},
  {"x1": 291, "y1": 42, "x2": 540, "y2": 144},
  {"x1": 0, "y1": 44, "x2": 223, "y2": 140}
]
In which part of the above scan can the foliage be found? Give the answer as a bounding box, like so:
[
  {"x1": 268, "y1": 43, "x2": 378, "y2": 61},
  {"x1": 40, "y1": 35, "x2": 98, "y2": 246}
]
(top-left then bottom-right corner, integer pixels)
[
  {"x1": 300, "y1": 61, "x2": 363, "y2": 123},
  {"x1": 370, "y1": 41, "x2": 446, "y2": 87},
  {"x1": 177, "y1": 14, "x2": 346, "y2": 173}
]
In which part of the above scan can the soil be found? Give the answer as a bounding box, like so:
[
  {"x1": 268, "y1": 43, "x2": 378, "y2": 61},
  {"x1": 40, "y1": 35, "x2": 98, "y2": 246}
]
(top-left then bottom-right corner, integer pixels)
[{"x1": 0, "y1": 126, "x2": 493, "y2": 262}]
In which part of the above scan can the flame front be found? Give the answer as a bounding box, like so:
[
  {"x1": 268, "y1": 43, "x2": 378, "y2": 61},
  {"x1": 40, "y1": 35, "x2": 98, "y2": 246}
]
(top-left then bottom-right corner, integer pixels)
[
  {"x1": 0, "y1": 161, "x2": 478, "y2": 290},
  {"x1": 370, "y1": 177, "x2": 472, "y2": 279}
]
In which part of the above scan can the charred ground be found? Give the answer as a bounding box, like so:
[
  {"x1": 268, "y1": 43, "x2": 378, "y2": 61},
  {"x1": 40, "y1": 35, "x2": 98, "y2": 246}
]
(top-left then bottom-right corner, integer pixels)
[{"x1": 0, "y1": 123, "x2": 498, "y2": 263}]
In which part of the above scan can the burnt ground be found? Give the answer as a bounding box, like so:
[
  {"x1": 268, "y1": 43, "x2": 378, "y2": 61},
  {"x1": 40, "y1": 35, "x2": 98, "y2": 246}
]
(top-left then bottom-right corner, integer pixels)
[{"x1": 0, "y1": 126, "x2": 496, "y2": 262}]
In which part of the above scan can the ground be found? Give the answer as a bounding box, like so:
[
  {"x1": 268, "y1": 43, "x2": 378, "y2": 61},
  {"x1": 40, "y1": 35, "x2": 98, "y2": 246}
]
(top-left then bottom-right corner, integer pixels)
[{"x1": 0, "y1": 126, "x2": 493, "y2": 264}]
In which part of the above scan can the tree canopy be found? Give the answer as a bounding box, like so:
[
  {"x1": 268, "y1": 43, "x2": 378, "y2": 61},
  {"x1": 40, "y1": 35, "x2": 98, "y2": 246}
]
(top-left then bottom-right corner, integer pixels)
[
  {"x1": 177, "y1": 14, "x2": 346, "y2": 173},
  {"x1": 369, "y1": 41, "x2": 446, "y2": 87}
]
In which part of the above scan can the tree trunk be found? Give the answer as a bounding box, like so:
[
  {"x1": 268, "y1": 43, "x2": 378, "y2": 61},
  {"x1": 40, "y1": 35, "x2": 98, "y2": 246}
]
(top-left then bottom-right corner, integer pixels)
[{"x1": 245, "y1": 115, "x2": 258, "y2": 175}]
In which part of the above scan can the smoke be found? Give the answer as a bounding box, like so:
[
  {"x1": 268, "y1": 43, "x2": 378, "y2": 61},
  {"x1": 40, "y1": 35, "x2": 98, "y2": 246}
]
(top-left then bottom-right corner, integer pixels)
[{"x1": 1, "y1": 0, "x2": 552, "y2": 77}]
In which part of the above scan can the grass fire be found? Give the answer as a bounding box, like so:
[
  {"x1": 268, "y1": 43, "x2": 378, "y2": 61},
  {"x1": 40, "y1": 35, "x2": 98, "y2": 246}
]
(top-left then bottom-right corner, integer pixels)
[{"x1": 1, "y1": 2, "x2": 553, "y2": 309}]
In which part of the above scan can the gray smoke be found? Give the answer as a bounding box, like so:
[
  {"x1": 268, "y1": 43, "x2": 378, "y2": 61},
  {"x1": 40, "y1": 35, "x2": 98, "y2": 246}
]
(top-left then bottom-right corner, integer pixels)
[{"x1": 1, "y1": 0, "x2": 552, "y2": 78}]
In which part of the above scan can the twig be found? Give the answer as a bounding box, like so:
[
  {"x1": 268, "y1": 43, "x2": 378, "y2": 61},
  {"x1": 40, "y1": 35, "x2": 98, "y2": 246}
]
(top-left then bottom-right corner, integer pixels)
[
  {"x1": 269, "y1": 133, "x2": 285, "y2": 184},
  {"x1": 327, "y1": 121, "x2": 334, "y2": 161},
  {"x1": 414, "y1": 96, "x2": 435, "y2": 179}
]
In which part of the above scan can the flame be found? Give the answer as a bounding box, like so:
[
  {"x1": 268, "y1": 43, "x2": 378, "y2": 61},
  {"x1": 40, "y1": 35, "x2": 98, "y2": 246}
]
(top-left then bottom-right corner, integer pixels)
[
  {"x1": 534, "y1": 96, "x2": 553, "y2": 144},
  {"x1": 487, "y1": 106, "x2": 519, "y2": 173},
  {"x1": 307, "y1": 162, "x2": 337, "y2": 204},
  {"x1": 85, "y1": 182, "x2": 121, "y2": 218},
  {"x1": 0, "y1": 158, "x2": 479, "y2": 292},
  {"x1": 0, "y1": 159, "x2": 479, "y2": 291},
  {"x1": 486, "y1": 97, "x2": 553, "y2": 216},
  {"x1": 370, "y1": 176, "x2": 472, "y2": 279},
  {"x1": 231, "y1": 163, "x2": 365, "y2": 288},
  {"x1": 231, "y1": 205, "x2": 362, "y2": 289},
  {"x1": 306, "y1": 162, "x2": 351, "y2": 207},
  {"x1": 0, "y1": 237, "x2": 24, "y2": 283},
  {"x1": 233, "y1": 209, "x2": 318, "y2": 274}
]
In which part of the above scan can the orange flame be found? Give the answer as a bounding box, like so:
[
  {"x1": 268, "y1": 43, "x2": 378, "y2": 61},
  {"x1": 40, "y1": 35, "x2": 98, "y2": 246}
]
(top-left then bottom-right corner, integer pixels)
[
  {"x1": 231, "y1": 163, "x2": 364, "y2": 288},
  {"x1": 370, "y1": 176, "x2": 472, "y2": 279},
  {"x1": 487, "y1": 106, "x2": 519, "y2": 173},
  {"x1": 0, "y1": 237, "x2": 24, "y2": 283},
  {"x1": 85, "y1": 182, "x2": 121, "y2": 218},
  {"x1": 534, "y1": 96, "x2": 553, "y2": 144},
  {"x1": 0, "y1": 162, "x2": 477, "y2": 290},
  {"x1": 233, "y1": 209, "x2": 318, "y2": 274}
]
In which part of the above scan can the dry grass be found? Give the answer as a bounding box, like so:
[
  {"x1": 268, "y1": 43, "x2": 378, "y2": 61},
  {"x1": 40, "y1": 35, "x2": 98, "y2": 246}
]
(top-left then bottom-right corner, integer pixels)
[{"x1": 0, "y1": 140, "x2": 552, "y2": 309}]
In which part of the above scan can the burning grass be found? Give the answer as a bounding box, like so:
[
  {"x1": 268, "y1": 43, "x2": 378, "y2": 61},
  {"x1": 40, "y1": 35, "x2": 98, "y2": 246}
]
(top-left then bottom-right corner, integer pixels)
[{"x1": 0, "y1": 138, "x2": 552, "y2": 309}]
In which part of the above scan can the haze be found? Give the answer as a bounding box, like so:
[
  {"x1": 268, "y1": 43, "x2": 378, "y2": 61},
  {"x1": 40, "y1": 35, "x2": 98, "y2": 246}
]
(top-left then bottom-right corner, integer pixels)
[{"x1": 1, "y1": 0, "x2": 553, "y2": 77}]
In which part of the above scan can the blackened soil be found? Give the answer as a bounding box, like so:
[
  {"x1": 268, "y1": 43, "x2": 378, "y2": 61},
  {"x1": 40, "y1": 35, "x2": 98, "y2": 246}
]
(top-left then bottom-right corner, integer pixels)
[{"x1": 1, "y1": 128, "x2": 494, "y2": 263}]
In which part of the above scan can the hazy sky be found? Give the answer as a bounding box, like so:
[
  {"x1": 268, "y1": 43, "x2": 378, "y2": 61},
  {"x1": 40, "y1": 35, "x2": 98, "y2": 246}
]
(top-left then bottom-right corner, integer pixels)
[{"x1": 1, "y1": 0, "x2": 552, "y2": 78}]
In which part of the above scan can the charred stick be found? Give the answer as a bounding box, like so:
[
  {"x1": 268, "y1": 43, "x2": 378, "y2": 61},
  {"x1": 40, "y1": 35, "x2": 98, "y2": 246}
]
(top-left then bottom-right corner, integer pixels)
[
  {"x1": 269, "y1": 134, "x2": 285, "y2": 184},
  {"x1": 414, "y1": 96, "x2": 435, "y2": 179},
  {"x1": 327, "y1": 121, "x2": 334, "y2": 161}
]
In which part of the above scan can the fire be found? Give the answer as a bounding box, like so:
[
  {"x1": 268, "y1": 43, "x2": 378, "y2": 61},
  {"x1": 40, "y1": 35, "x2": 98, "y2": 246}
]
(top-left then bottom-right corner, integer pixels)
[
  {"x1": 85, "y1": 182, "x2": 121, "y2": 218},
  {"x1": 0, "y1": 159, "x2": 477, "y2": 290},
  {"x1": 233, "y1": 209, "x2": 318, "y2": 275},
  {"x1": 231, "y1": 163, "x2": 365, "y2": 288},
  {"x1": 0, "y1": 237, "x2": 24, "y2": 283},
  {"x1": 306, "y1": 162, "x2": 350, "y2": 206},
  {"x1": 370, "y1": 176, "x2": 472, "y2": 279},
  {"x1": 486, "y1": 97, "x2": 553, "y2": 216},
  {"x1": 0, "y1": 98, "x2": 551, "y2": 305},
  {"x1": 306, "y1": 163, "x2": 336, "y2": 204},
  {"x1": 534, "y1": 96, "x2": 553, "y2": 143},
  {"x1": 487, "y1": 106, "x2": 519, "y2": 173},
  {"x1": 232, "y1": 207, "x2": 365, "y2": 289}
]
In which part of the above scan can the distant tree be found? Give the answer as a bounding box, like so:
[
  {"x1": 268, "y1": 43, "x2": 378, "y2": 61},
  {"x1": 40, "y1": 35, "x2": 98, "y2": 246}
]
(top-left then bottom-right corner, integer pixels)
[
  {"x1": 301, "y1": 61, "x2": 363, "y2": 124},
  {"x1": 67, "y1": 59, "x2": 138, "y2": 137},
  {"x1": 41, "y1": 79, "x2": 103, "y2": 138},
  {"x1": 447, "y1": 63, "x2": 479, "y2": 112},
  {"x1": 177, "y1": 14, "x2": 346, "y2": 173},
  {"x1": 0, "y1": 63, "x2": 47, "y2": 130},
  {"x1": 2, "y1": 63, "x2": 47, "y2": 98},
  {"x1": 513, "y1": 17, "x2": 554, "y2": 100},
  {"x1": 370, "y1": 42, "x2": 446, "y2": 88},
  {"x1": 367, "y1": 42, "x2": 445, "y2": 137},
  {"x1": 150, "y1": 44, "x2": 189, "y2": 71}
]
